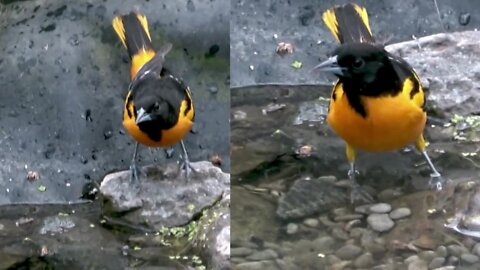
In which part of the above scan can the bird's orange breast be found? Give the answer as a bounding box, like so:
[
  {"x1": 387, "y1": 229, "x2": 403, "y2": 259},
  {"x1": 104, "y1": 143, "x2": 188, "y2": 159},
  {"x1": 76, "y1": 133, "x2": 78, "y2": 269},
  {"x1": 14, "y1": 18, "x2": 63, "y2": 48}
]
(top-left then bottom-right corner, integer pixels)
[
  {"x1": 327, "y1": 83, "x2": 426, "y2": 152},
  {"x1": 122, "y1": 97, "x2": 193, "y2": 148}
]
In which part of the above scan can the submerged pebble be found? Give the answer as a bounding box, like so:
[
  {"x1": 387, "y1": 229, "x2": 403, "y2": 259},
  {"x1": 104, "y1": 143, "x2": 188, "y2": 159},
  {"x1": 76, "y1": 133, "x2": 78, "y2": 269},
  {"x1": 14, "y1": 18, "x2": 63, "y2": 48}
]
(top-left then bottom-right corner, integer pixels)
[
  {"x1": 369, "y1": 203, "x2": 392, "y2": 214},
  {"x1": 389, "y1": 207, "x2": 411, "y2": 219},
  {"x1": 367, "y1": 214, "x2": 395, "y2": 232},
  {"x1": 335, "y1": 244, "x2": 363, "y2": 260}
]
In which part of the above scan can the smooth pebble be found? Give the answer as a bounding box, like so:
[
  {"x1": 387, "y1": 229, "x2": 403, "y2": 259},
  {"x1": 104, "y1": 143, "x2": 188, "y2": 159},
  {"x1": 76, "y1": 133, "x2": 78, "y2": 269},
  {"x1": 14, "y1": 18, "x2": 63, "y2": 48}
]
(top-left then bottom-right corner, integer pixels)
[
  {"x1": 389, "y1": 207, "x2": 411, "y2": 219},
  {"x1": 369, "y1": 203, "x2": 392, "y2": 213},
  {"x1": 367, "y1": 213, "x2": 395, "y2": 232}
]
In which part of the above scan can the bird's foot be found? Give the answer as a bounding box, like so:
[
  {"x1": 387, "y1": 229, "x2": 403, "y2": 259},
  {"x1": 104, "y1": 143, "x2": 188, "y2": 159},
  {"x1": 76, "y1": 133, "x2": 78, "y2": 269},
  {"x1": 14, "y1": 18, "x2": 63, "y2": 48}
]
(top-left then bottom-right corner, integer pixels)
[
  {"x1": 429, "y1": 172, "x2": 445, "y2": 191},
  {"x1": 178, "y1": 159, "x2": 197, "y2": 180},
  {"x1": 129, "y1": 163, "x2": 141, "y2": 191}
]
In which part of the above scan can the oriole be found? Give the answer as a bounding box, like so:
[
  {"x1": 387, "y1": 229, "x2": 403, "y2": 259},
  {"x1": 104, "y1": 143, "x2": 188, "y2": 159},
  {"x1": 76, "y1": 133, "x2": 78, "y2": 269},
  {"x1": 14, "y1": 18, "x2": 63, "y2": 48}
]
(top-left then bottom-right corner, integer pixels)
[
  {"x1": 313, "y1": 3, "x2": 444, "y2": 202},
  {"x1": 112, "y1": 12, "x2": 195, "y2": 180}
]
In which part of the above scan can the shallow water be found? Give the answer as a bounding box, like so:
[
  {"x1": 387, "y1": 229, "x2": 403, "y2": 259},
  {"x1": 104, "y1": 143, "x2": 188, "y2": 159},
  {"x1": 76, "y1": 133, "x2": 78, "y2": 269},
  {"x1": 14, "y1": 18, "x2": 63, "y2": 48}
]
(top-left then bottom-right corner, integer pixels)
[{"x1": 231, "y1": 84, "x2": 480, "y2": 269}]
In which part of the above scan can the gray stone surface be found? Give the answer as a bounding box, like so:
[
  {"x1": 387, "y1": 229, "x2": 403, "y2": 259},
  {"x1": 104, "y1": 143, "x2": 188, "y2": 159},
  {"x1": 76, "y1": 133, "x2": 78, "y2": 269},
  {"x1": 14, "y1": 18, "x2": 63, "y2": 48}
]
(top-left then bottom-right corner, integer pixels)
[{"x1": 100, "y1": 161, "x2": 229, "y2": 228}]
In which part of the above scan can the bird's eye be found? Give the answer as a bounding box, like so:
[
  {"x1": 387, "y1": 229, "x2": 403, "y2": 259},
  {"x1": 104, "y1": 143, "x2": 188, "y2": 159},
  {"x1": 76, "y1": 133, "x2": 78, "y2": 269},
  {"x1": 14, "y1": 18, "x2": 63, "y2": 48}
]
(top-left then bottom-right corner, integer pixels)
[
  {"x1": 352, "y1": 58, "x2": 365, "y2": 68},
  {"x1": 152, "y1": 103, "x2": 160, "y2": 111}
]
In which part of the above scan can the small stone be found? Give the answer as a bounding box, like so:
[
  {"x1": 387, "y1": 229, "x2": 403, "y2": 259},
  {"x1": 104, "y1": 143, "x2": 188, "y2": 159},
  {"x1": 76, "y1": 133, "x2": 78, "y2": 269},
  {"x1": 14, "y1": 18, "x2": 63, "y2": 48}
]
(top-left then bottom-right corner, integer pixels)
[
  {"x1": 332, "y1": 227, "x2": 349, "y2": 240},
  {"x1": 369, "y1": 203, "x2": 392, "y2": 214},
  {"x1": 419, "y1": 250, "x2": 436, "y2": 261},
  {"x1": 231, "y1": 247, "x2": 254, "y2": 257},
  {"x1": 354, "y1": 252, "x2": 374, "y2": 268},
  {"x1": 286, "y1": 223, "x2": 298, "y2": 235},
  {"x1": 377, "y1": 188, "x2": 403, "y2": 201},
  {"x1": 447, "y1": 255, "x2": 459, "y2": 265},
  {"x1": 436, "y1": 245, "x2": 447, "y2": 257},
  {"x1": 330, "y1": 261, "x2": 351, "y2": 270},
  {"x1": 429, "y1": 257, "x2": 445, "y2": 269},
  {"x1": 334, "y1": 214, "x2": 364, "y2": 222},
  {"x1": 459, "y1": 12, "x2": 471, "y2": 26},
  {"x1": 408, "y1": 258, "x2": 428, "y2": 270},
  {"x1": 447, "y1": 244, "x2": 468, "y2": 257},
  {"x1": 460, "y1": 253, "x2": 479, "y2": 264},
  {"x1": 367, "y1": 214, "x2": 395, "y2": 232},
  {"x1": 332, "y1": 207, "x2": 349, "y2": 216},
  {"x1": 313, "y1": 236, "x2": 335, "y2": 252},
  {"x1": 245, "y1": 249, "x2": 278, "y2": 261},
  {"x1": 303, "y1": 218, "x2": 319, "y2": 227},
  {"x1": 472, "y1": 242, "x2": 480, "y2": 256},
  {"x1": 433, "y1": 267, "x2": 455, "y2": 270},
  {"x1": 326, "y1": 254, "x2": 341, "y2": 265},
  {"x1": 354, "y1": 204, "x2": 372, "y2": 214},
  {"x1": 389, "y1": 208, "x2": 411, "y2": 219},
  {"x1": 405, "y1": 255, "x2": 420, "y2": 265},
  {"x1": 335, "y1": 244, "x2": 363, "y2": 260},
  {"x1": 413, "y1": 234, "x2": 436, "y2": 250}
]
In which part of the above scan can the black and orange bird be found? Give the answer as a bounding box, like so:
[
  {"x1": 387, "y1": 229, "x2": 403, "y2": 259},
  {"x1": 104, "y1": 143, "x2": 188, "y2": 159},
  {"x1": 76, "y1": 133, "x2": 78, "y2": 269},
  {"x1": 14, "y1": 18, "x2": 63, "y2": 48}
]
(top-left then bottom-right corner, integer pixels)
[
  {"x1": 112, "y1": 12, "x2": 195, "y2": 181},
  {"x1": 313, "y1": 3, "x2": 444, "y2": 202}
]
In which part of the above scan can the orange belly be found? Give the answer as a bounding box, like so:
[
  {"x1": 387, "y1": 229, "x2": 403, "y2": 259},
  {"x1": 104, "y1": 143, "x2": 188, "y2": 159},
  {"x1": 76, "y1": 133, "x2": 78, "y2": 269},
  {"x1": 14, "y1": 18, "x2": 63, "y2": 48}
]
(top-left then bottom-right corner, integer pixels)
[
  {"x1": 122, "y1": 104, "x2": 193, "y2": 147},
  {"x1": 327, "y1": 85, "x2": 426, "y2": 152}
]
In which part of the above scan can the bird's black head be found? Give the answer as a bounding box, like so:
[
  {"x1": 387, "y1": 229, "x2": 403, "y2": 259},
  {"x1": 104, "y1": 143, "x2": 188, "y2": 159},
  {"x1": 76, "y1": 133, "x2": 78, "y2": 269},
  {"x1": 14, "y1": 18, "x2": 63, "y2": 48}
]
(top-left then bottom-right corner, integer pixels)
[
  {"x1": 314, "y1": 43, "x2": 401, "y2": 94},
  {"x1": 133, "y1": 78, "x2": 177, "y2": 129}
]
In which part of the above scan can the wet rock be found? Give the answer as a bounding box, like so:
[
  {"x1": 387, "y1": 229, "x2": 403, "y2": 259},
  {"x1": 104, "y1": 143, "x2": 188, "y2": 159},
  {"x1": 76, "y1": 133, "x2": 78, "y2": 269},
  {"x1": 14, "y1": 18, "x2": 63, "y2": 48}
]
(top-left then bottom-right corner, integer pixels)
[
  {"x1": 354, "y1": 252, "x2": 374, "y2": 268},
  {"x1": 389, "y1": 208, "x2": 411, "y2": 219},
  {"x1": 367, "y1": 214, "x2": 395, "y2": 232},
  {"x1": 335, "y1": 244, "x2": 362, "y2": 260},
  {"x1": 286, "y1": 223, "x2": 299, "y2": 235},
  {"x1": 245, "y1": 249, "x2": 278, "y2": 261},
  {"x1": 460, "y1": 253, "x2": 479, "y2": 264},
  {"x1": 231, "y1": 247, "x2": 255, "y2": 257},
  {"x1": 100, "y1": 161, "x2": 229, "y2": 229},
  {"x1": 429, "y1": 257, "x2": 445, "y2": 269},
  {"x1": 386, "y1": 32, "x2": 480, "y2": 117},
  {"x1": 369, "y1": 203, "x2": 392, "y2": 214},
  {"x1": 276, "y1": 176, "x2": 348, "y2": 219},
  {"x1": 194, "y1": 191, "x2": 230, "y2": 270}
]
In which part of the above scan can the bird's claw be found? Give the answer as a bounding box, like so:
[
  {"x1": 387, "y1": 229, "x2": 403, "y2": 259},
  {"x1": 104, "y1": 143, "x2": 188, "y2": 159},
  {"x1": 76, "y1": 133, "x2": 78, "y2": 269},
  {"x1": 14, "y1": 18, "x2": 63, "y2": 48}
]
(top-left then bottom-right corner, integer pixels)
[
  {"x1": 429, "y1": 173, "x2": 445, "y2": 191},
  {"x1": 129, "y1": 164, "x2": 141, "y2": 191},
  {"x1": 178, "y1": 159, "x2": 197, "y2": 180}
]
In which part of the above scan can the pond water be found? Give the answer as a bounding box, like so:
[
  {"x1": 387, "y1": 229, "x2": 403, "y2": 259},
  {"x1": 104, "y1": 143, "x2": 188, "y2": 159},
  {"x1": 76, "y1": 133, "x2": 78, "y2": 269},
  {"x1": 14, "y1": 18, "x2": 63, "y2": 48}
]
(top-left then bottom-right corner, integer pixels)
[{"x1": 231, "y1": 84, "x2": 480, "y2": 270}]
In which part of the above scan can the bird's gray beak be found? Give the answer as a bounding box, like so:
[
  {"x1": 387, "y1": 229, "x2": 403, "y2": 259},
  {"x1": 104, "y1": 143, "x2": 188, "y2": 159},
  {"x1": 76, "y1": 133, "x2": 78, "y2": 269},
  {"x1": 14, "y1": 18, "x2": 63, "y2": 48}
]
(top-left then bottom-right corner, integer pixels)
[
  {"x1": 136, "y1": 108, "x2": 153, "y2": 124},
  {"x1": 312, "y1": 55, "x2": 345, "y2": 76}
]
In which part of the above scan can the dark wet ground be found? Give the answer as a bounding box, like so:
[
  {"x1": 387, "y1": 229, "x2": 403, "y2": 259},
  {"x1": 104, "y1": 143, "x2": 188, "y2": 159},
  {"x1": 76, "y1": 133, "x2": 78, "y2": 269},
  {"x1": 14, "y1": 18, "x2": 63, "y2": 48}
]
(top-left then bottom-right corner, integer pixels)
[
  {"x1": 231, "y1": 0, "x2": 480, "y2": 87},
  {"x1": 231, "y1": 85, "x2": 480, "y2": 269},
  {"x1": 0, "y1": 0, "x2": 229, "y2": 205}
]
